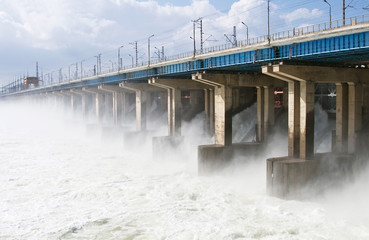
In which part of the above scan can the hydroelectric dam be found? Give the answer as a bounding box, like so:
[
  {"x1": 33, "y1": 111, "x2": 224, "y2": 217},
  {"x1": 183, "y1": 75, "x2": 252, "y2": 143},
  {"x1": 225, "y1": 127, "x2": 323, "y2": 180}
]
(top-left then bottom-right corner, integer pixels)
[{"x1": 2, "y1": 15, "x2": 369, "y2": 199}]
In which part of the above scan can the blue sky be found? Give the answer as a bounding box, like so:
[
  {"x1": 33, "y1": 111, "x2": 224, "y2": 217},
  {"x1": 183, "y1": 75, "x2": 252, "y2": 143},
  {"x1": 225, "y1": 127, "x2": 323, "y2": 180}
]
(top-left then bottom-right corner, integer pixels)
[{"x1": 1, "y1": 0, "x2": 368, "y2": 86}]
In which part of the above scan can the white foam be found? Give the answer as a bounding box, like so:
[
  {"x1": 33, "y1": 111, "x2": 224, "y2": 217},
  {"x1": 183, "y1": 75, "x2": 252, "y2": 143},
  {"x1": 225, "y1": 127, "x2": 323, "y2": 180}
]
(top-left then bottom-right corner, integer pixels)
[{"x1": 0, "y1": 100, "x2": 368, "y2": 239}]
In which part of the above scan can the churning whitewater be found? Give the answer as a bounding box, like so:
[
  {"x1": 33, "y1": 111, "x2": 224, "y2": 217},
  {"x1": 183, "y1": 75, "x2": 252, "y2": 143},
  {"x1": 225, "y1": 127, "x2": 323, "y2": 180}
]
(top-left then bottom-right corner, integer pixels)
[{"x1": 1, "y1": 101, "x2": 369, "y2": 240}]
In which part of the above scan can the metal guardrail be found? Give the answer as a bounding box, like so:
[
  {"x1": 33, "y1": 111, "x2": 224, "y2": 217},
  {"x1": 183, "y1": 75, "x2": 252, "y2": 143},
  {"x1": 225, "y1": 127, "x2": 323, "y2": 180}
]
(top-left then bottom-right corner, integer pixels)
[{"x1": 2, "y1": 14, "x2": 369, "y2": 95}]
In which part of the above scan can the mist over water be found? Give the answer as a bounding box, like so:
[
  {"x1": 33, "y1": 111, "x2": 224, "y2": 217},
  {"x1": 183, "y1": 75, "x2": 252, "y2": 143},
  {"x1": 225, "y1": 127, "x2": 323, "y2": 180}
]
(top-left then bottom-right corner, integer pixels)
[{"x1": 1, "y1": 100, "x2": 369, "y2": 239}]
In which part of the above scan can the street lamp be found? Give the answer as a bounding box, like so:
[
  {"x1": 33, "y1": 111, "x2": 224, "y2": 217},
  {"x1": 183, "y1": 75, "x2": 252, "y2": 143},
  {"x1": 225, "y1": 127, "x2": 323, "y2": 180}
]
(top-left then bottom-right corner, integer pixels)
[
  {"x1": 148, "y1": 34, "x2": 154, "y2": 66},
  {"x1": 129, "y1": 54, "x2": 134, "y2": 68},
  {"x1": 118, "y1": 45, "x2": 124, "y2": 71},
  {"x1": 241, "y1": 21, "x2": 249, "y2": 45},
  {"x1": 323, "y1": 0, "x2": 332, "y2": 28}
]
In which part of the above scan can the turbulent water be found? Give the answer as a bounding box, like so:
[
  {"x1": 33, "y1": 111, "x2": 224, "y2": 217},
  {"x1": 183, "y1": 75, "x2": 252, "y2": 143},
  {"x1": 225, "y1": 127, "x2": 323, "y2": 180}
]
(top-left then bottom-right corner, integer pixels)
[{"x1": 1, "y1": 101, "x2": 369, "y2": 240}]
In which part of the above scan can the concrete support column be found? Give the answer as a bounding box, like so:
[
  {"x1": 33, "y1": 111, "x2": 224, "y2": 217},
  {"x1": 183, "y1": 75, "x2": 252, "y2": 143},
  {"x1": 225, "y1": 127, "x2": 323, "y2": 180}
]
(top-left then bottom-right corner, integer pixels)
[
  {"x1": 96, "y1": 93, "x2": 104, "y2": 123},
  {"x1": 120, "y1": 82, "x2": 161, "y2": 131},
  {"x1": 264, "y1": 85, "x2": 275, "y2": 141},
  {"x1": 348, "y1": 82, "x2": 363, "y2": 153},
  {"x1": 288, "y1": 81, "x2": 300, "y2": 158},
  {"x1": 105, "y1": 93, "x2": 113, "y2": 121},
  {"x1": 112, "y1": 91, "x2": 125, "y2": 126},
  {"x1": 168, "y1": 88, "x2": 182, "y2": 136},
  {"x1": 265, "y1": 85, "x2": 275, "y2": 124},
  {"x1": 335, "y1": 83, "x2": 348, "y2": 153},
  {"x1": 214, "y1": 84, "x2": 232, "y2": 146},
  {"x1": 70, "y1": 94, "x2": 76, "y2": 111},
  {"x1": 148, "y1": 79, "x2": 191, "y2": 136},
  {"x1": 283, "y1": 87, "x2": 288, "y2": 109},
  {"x1": 136, "y1": 90, "x2": 149, "y2": 131},
  {"x1": 123, "y1": 92, "x2": 131, "y2": 121},
  {"x1": 256, "y1": 87, "x2": 265, "y2": 142},
  {"x1": 99, "y1": 85, "x2": 131, "y2": 126},
  {"x1": 204, "y1": 88, "x2": 214, "y2": 136},
  {"x1": 61, "y1": 91, "x2": 80, "y2": 112},
  {"x1": 300, "y1": 81, "x2": 315, "y2": 159}
]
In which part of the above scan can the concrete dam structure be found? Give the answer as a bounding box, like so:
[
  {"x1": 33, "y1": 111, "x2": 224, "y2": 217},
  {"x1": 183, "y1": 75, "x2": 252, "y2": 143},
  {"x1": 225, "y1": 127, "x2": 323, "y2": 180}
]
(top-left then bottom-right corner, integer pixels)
[{"x1": 2, "y1": 15, "x2": 369, "y2": 199}]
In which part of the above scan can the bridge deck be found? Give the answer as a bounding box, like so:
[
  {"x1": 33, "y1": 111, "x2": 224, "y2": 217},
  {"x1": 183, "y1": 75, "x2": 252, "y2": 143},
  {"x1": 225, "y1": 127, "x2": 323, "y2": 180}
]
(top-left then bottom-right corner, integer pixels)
[{"x1": 3, "y1": 15, "x2": 369, "y2": 96}]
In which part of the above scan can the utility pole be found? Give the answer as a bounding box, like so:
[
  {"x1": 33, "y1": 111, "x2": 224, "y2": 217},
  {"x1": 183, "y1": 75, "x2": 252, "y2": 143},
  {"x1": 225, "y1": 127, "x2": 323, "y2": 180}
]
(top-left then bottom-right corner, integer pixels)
[
  {"x1": 155, "y1": 46, "x2": 165, "y2": 61},
  {"x1": 268, "y1": 0, "x2": 270, "y2": 44},
  {"x1": 98, "y1": 54, "x2": 101, "y2": 74},
  {"x1": 59, "y1": 68, "x2": 62, "y2": 83},
  {"x1": 343, "y1": 0, "x2": 345, "y2": 24},
  {"x1": 192, "y1": 20, "x2": 196, "y2": 57},
  {"x1": 118, "y1": 45, "x2": 123, "y2": 71},
  {"x1": 94, "y1": 54, "x2": 102, "y2": 74},
  {"x1": 323, "y1": 0, "x2": 332, "y2": 28},
  {"x1": 130, "y1": 41, "x2": 138, "y2": 67},
  {"x1": 80, "y1": 60, "x2": 84, "y2": 79},
  {"x1": 224, "y1": 26, "x2": 237, "y2": 47},
  {"x1": 148, "y1": 34, "x2": 154, "y2": 66},
  {"x1": 191, "y1": 18, "x2": 203, "y2": 57},
  {"x1": 241, "y1": 22, "x2": 249, "y2": 44},
  {"x1": 233, "y1": 26, "x2": 237, "y2": 46},
  {"x1": 36, "y1": 61, "x2": 39, "y2": 79},
  {"x1": 199, "y1": 18, "x2": 203, "y2": 53}
]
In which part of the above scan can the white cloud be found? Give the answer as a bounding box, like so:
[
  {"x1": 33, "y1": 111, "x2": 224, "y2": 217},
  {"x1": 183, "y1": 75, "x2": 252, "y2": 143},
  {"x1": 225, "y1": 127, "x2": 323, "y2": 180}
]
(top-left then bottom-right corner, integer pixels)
[
  {"x1": 281, "y1": 8, "x2": 323, "y2": 24},
  {"x1": 0, "y1": 0, "x2": 224, "y2": 83}
]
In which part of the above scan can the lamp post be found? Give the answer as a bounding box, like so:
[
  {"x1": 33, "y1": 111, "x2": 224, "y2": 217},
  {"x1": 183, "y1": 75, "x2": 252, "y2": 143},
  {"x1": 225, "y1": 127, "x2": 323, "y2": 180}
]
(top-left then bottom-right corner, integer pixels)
[
  {"x1": 323, "y1": 0, "x2": 332, "y2": 28},
  {"x1": 241, "y1": 21, "x2": 249, "y2": 45},
  {"x1": 148, "y1": 34, "x2": 154, "y2": 66},
  {"x1": 118, "y1": 45, "x2": 123, "y2": 71}
]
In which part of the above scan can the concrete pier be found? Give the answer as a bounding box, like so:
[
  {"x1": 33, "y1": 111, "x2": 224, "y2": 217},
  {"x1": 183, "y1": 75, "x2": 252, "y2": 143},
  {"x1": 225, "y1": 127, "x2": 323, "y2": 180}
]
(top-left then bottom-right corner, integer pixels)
[
  {"x1": 119, "y1": 82, "x2": 161, "y2": 132},
  {"x1": 263, "y1": 63, "x2": 368, "y2": 199},
  {"x1": 82, "y1": 87, "x2": 106, "y2": 124},
  {"x1": 192, "y1": 72, "x2": 285, "y2": 174},
  {"x1": 148, "y1": 77, "x2": 209, "y2": 160},
  {"x1": 204, "y1": 88, "x2": 215, "y2": 136},
  {"x1": 60, "y1": 90, "x2": 82, "y2": 112},
  {"x1": 98, "y1": 84, "x2": 128, "y2": 126}
]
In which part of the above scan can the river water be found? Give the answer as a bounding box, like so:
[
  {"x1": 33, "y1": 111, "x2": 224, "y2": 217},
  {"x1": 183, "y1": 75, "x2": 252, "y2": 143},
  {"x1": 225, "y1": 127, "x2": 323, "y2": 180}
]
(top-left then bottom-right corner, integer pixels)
[{"x1": 1, "y1": 100, "x2": 369, "y2": 240}]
